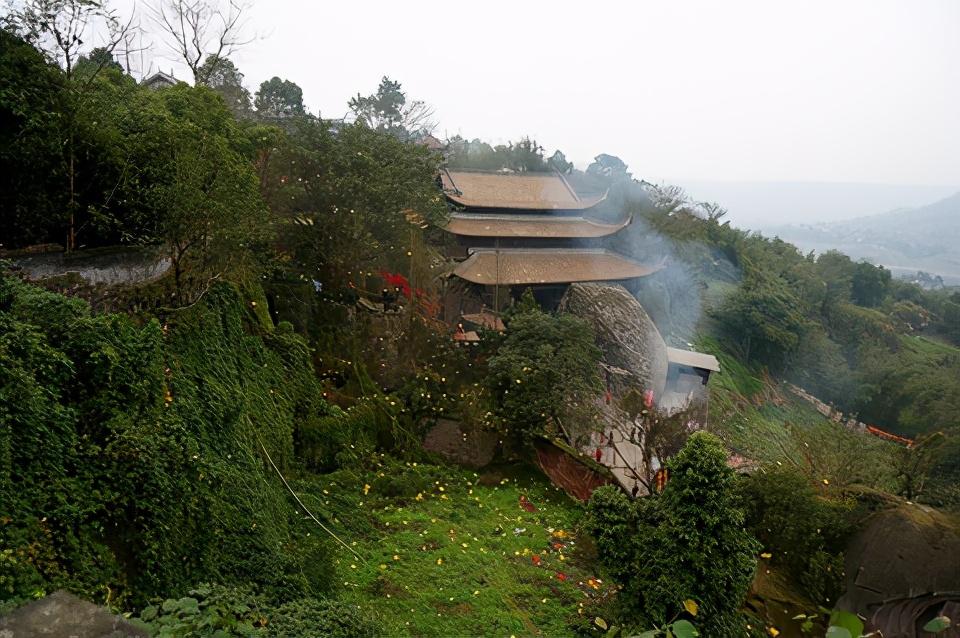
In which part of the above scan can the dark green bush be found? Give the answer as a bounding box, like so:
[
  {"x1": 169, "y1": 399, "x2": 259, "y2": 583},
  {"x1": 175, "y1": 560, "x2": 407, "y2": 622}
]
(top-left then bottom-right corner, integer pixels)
[
  {"x1": 585, "y1": 433, "x2": 758, "y2": 634},
  {"x1": 737, "y1": 467, "x2": 854, "y2": 605},
  {"x1": 0, "y1": 276, "x2": 336, "y2": 606},
  {"x1": 268, "y1": 598, "x2": 379, "y2": 637}
]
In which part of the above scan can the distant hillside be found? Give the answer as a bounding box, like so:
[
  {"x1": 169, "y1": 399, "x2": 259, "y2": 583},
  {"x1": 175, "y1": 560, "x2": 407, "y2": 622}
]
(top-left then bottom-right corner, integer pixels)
[
  {"x1": 764, "y1": 192, "x2": 960, "y2": 285},
  {"x1": 675, "y1": 180, "x2": 959, "y2": 227}
]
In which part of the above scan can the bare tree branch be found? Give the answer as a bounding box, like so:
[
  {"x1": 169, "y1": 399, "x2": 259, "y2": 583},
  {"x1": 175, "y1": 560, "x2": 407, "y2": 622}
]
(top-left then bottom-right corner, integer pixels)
[{"x1": 147, "y1": 0, "x2": 253, "y2": 85}]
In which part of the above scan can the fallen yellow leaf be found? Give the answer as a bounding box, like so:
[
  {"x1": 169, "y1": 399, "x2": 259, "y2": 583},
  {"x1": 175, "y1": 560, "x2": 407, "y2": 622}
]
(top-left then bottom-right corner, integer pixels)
[{"x1": 683, "y1": 599, "x2": 699, "y2": 616}]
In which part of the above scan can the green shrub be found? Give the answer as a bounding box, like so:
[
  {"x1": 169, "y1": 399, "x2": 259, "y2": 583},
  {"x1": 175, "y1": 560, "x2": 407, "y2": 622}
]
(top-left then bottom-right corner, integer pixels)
[
  {"x1": 268, "y1": 598, "x2": 379, "y2": 638},
  {"x1": 486, "y1": 294, "x2": 601, "y2": 440},
  {"x1": 585, "y1": 433, "x2": 758, "y2": 634},
  {"x1": 737, "y1": 467, "x2": 854, "y2": 605},
  {"x1": 138, "y1": 583, "x2": 265, "y2": 637}
]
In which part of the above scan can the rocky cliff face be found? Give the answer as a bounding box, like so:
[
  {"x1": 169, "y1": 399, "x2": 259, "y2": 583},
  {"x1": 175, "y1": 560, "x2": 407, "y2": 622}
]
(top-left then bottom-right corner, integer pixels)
[{"x1": 559, "y1": 282, "x2": 668, "y2": 400}]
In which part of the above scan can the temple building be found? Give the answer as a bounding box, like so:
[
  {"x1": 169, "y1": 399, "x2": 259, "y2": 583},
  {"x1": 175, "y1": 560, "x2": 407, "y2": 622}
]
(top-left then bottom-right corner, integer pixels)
[
  {"x1": 659, "y1": 347, "x2": 721, "y2": 414},
  {"x1": 440, "y1": 169, "x2": 662, "y2": 316}
]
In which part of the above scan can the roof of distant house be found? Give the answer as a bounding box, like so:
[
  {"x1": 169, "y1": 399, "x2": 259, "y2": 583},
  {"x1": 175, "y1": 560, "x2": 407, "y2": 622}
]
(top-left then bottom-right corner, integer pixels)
[
  {"x1": 417, "y1": 134, "x2": 445, "y2": 150},
  {"x1": 444, "y1": 212, "x2": 629, "y2": 238},
  {"x1": 452, "y1": 248, "x2": 662, "y2": 285},
  {"x1": 453, "y1": 329, "x2": 480, "y2": 342},
  {"x1": 142, "y1": 71, "x2": 178, "y2": 88},
  {"x1": 441, "y1": 169, "x2": 607, "y2": 211},
  {"x1": 666, "y1": 347, "x2": 721, "y2": 373},
  {"x1": 460, "y1": 310, "x2": 506, "y2": 332}
]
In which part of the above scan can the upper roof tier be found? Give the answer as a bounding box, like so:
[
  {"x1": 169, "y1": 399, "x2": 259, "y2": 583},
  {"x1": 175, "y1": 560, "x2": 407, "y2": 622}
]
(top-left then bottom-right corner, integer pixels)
[
  {"x1": 444, "y1": 212, "x2": 629, "y2": 238},
  {"x1": 452, "y1": 248, "x2": 663, "y2": 286},
  {"x1": 441, "y1": 169, "x2": 608, "y2": 211}
]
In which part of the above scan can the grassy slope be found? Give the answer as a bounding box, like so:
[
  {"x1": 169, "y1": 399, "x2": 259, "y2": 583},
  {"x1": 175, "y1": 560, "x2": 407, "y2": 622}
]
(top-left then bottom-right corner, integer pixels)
[
  {"x1": 291, "y1": 463, "x2": 613, "y2": 637},
  {"x1": 699, "y1": 336, "x2": 897, "y2": 490}
]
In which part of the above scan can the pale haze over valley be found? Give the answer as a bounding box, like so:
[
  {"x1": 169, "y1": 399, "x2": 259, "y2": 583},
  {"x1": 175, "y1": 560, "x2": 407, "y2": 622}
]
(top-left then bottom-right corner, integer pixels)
[{"x1": 121, "y1": 0, "x2": 960, "y2": 228}]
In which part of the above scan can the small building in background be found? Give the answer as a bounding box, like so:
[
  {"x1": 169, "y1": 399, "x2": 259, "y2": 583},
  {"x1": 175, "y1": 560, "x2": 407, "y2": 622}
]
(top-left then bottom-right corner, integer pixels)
[
  {"x1": 141, "y1": 70, "x2": 179, "y2": 90},
  {"x1": 659, "y1": 346, "x2": 721, "y2": 414}
]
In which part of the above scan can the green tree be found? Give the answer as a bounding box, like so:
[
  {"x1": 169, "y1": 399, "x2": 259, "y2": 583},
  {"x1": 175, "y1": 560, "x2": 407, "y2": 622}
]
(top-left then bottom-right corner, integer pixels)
[
  {"x1": 586, "y1": 153, "x2": 630, "y2": 179},
  {"x1": 713, "y1": 271, "x2": 808, "y2": 366},
  {"x1": 74, "y1": 46, "x2": 124, "y2": 78},
  {"x1": 851, "y1": 261, "x2": 891, "y2": 307},
  {"x1": 3, "y1": 0, "x2": 136, "y2": 249},
  {"x1": 814, "y1": 251, "x2": 855, "y2": 310},
  {"x1": 198, "y1": 54, "x2": 252, "y2": 118},
  {"x1": 0, "y1": 30, "x2": 69, "y2": 247},
  {"x1": 254, "y1": 76, "x2": 305, "y2": 119},
  {"x1": 141, "y1": 86, "x2": 270, "y2": 302},
  {"x1": 486, "y1": 294, "x2": 602, "y2": 440},
  {"x1": 737, "y1": 467, "x2": 854, "y2": 605},
  {"x1": 348, "y1": 76, "x2": 435, "y2": 138},
  {"x1": 585, "y1": 433, "x2": 758, "y2": 634},
  {"x1": 264, "y1": 117, "x2": 446, "y2": 289},
  {"x1": 547, "y1": 149, "x2": 573, "y2": 173},
  {"x1": 446, "y1": 135, "x2": 554, "y2": 172},
  {"x1": 893, "y1": 431, "x2": 947, "y2": 500}
]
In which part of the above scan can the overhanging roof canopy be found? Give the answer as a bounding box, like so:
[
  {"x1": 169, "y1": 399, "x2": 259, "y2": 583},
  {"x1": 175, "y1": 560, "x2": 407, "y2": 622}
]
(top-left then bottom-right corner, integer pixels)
[
  {"x1": 666, "y1": 347, "x2": 721, "y2": 373},
  {"x1": 444, "y1": 213, "x2": 629, "y2": 238},
  {"x1": 442, "y1": 169, "x2": 607, "y2": 211},
  {"x1": 452, "y1": 248, "x2": 662, "y2": 286},
  {"x1": 461, "y1": 310, "x2": 506, "y2": 332}
]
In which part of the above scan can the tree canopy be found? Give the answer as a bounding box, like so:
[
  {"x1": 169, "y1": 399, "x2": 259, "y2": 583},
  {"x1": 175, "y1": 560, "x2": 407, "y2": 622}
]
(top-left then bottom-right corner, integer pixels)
[{"x1": 255, "y1": 76, "x2": 305, "y2": 118}]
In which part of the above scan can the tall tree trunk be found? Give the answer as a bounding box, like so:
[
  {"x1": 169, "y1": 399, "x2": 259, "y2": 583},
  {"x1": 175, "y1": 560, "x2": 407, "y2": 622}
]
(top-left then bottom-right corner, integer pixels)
[{"x1": 68, "y1": 126, "x2": 76, "y2": 251}]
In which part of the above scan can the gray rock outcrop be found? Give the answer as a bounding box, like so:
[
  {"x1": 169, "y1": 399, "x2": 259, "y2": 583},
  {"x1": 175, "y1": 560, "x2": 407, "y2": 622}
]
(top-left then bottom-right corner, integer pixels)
[
  {"x1": 0, "y1": 590, "x2": 148, "y2": 637},
  {"x1": 559, "y1": 282, "x2": 668, "y2": 400}
]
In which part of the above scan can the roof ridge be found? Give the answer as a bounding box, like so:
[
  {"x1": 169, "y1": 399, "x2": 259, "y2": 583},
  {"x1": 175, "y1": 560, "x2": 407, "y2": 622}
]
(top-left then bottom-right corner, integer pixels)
[{"x1": 556, "y1": 171, "x2": 581, "y2": 203}]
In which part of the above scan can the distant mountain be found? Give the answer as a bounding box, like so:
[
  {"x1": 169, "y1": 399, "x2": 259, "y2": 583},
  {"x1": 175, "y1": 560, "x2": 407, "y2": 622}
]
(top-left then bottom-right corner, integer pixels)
[
  {"x1": 763, "y1": 192, "x2": 960, "y2": 284},
  {"x1": 673, "y1": 180, "x2": 959, "y2": 227}
]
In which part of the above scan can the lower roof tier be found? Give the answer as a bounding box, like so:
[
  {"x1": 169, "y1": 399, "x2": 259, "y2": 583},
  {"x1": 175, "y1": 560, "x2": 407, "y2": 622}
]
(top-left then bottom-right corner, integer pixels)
[{"x1": 452, "y1": 248, "x2": 663, "y2": 286}]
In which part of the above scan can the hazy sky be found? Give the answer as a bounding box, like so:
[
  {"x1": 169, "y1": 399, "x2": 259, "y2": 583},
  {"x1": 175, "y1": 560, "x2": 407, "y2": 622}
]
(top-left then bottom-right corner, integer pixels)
[{"x1": 122, "y1": 0, "x2": 959, "y2": 213}]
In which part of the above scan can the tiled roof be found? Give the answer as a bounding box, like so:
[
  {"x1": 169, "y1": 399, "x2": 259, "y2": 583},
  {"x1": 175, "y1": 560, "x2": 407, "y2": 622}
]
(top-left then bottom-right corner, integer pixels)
[
  {"x1": 444, "y1": 213, "x2": 628, "y2": 238},
  {"x1": 442, "y1": 169, "x2": 606, "y2": 211},
  {"x1": 452, "y1": 249, "x2": 662, "y2": 285},
  {"x1": 460, "y1": 310, "x2": 506, "y2": 331}
]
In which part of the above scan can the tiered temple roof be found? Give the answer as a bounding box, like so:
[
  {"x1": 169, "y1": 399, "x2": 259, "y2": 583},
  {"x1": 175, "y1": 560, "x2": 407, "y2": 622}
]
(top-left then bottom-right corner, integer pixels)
[
  {"x1": 453, "y1": 248, "x2": 663, "y2": 286},
  {"x1": 441, "y1": 169, "x2": 606, "y2": 211},
  {"x1": 441, "y1": 169, "x2": 657, "y2": 288},
  {"x1": 445, "y1": 213, "x2": 629, "y2": 239}
]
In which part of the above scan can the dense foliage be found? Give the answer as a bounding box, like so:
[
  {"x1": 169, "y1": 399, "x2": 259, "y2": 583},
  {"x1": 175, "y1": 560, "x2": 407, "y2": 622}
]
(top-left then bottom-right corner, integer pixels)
[
  {"x1": 585, "y1": 433, "x2": 759, "y2": 635},
  {"x1": 0, "y1": 275, "x2": 335, "y2": 607},
  {"x1": 2, "y1": 8, "x2": 959, "y2": 635},
  {"x1": 630, "y1": 185, "x2": 960, "y2": 447},
  {"x1": 737, "y1": 468, "x2": 855, "y2": 605},
  {"x1": 138, "y1": 583, "x2": 378, "y2": 637},
  {"x1": 485, "y1": 292, "x2": 602, "y2": 440}
]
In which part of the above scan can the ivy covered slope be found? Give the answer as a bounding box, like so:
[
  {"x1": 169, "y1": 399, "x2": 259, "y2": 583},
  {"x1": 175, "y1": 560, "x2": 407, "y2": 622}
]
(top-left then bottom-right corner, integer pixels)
[{"x1": 0, "y1": 274, "x2": 335, "y2": 607}]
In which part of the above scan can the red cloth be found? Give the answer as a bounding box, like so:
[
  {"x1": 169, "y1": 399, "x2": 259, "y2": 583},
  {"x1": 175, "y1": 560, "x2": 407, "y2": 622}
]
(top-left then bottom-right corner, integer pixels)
[{"x1": 379, "y1": 271, "x2": 411, "y2": 297}]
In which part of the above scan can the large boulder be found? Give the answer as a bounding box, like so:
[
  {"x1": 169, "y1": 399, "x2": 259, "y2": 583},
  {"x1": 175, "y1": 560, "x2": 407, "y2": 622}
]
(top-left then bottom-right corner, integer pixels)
[
  {"x1": 0, "y1": 590, "x2": 148, "y2": 637},
  {"x1": 839, "y1": 502, "x2": 960, "y2": 616},
  {"x1": 558, "y1": 282, "x2": 667, "y2": 400}
]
